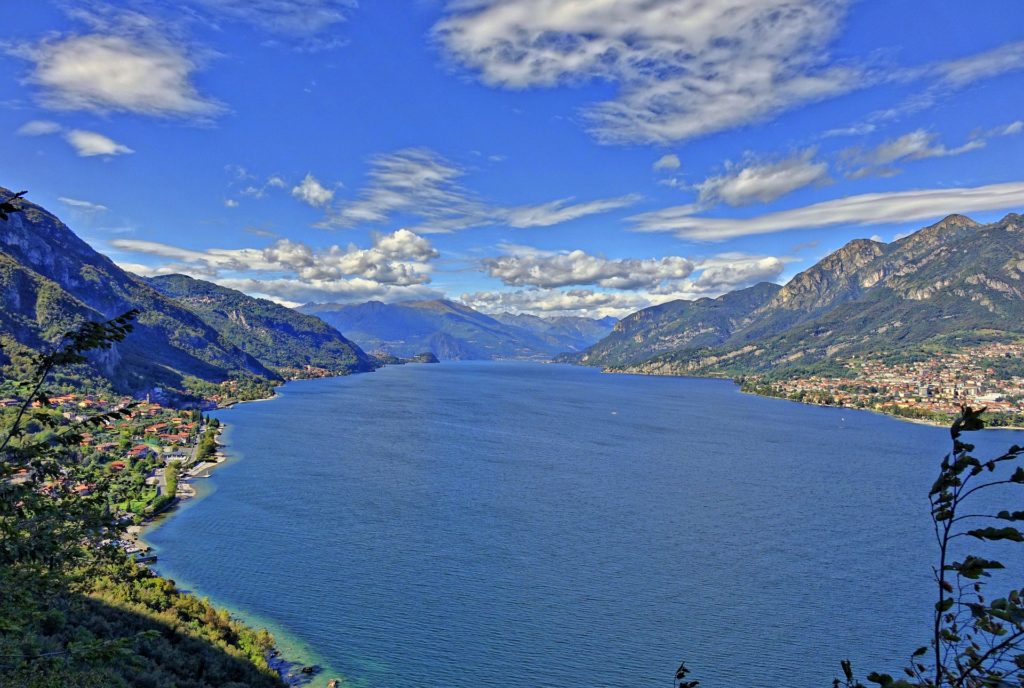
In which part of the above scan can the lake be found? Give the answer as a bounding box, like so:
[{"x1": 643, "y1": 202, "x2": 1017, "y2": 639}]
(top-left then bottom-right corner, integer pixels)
[{"x1": 143, "y1": 362, "x2": 1024, "y2": 687}]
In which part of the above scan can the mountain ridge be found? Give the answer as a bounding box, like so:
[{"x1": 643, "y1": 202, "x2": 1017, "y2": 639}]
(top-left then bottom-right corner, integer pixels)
[
  {"x1": 301, "y1": 299, "x2": 616, "y2": 360},
  {"x1": 571, "y1": 213, "x2": 1024, "y2": 377}
]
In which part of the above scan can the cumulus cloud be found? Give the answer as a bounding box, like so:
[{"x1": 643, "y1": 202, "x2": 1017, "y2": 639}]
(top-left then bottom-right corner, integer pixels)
[
  {"x1": 697, "y1": 149, "x2": 829, "y2": 207},
  {"x1": 688, "y1": 253, "x2": 787, "y2": 292},
  {"x1": 435, "y1": 0, "x2": 858, "y2": 144},
  {"x1": 291, "y1": 173, "x2": 335, "y2": 207},
  {"x1": 64, "y1": 129, "x2": 134, "y2": 157},
  {"x1": 58, "y1": 196, "x2": 108, "y2": 212},
  {"x1": 462, "y1": 288, "x2": 652, "y2": 318},
  {"x1": 224, "y1": 199, "x2": 239, "y2": 208},
  {"x1": 843, "y1": 129, "x2": 985, "y2": 178},
  {"x1": 218, "y1": 278, "x2": 443, "y2": 305},
  {"x1": 110, "y1": 229, "x2": 441, "y2": 304},
  {"x1": 471, "y1": 247, "x2": 790, "y2": 316},
  {"x1": 483, "y1": 248, "x2": 694, "y2": 290},
  {"x1": 17, "y1": 30, "x2": 219, "y2": 117},
  {"x1": 16, "y1": 120, "x2": 61, "y2": 136},
  {"x1": 631, "y1": 181, "x2": 1024, "y2": 241},
  {"x1": 322, "y1": 148, "x2": 638, "y2": 232},
  {"x1": 462, "y1": 259, "x2": 787, "y2": 317},
  {"x1": 653, "y1": 154, "x2": 681, "y2": 171}
]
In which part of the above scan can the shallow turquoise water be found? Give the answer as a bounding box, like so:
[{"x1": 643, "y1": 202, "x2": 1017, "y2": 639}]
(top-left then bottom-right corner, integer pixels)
[{"x1": 144, "y1": 362, "x2": 1024, "y2": 687}]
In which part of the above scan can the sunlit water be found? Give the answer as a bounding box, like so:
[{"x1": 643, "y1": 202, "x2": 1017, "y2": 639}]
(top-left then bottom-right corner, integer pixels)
[{"x1": 144, "y1": 362, "x2": 1024, "y2": 687}]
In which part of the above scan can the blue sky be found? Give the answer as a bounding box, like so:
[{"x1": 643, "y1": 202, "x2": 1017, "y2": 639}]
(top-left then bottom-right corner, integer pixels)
[{"x1": 2, "y1": 0, "x2": 1024, "y2": 316}]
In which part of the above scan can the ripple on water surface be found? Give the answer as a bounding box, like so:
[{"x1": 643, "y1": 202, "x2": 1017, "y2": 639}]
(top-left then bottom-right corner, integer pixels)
[{"x1": 144, "y1": 362, "x2": 1024, "y2": 688}]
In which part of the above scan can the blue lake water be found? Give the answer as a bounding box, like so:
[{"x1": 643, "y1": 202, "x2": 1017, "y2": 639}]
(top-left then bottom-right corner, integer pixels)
[{"x1": 143, "y1": 362, "x2": 1024, "y2": 687}]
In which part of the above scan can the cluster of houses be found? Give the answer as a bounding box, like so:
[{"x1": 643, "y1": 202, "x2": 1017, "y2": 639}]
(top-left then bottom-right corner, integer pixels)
[
  {"x1": 752, "y1": 341, "x2": 1024, "y2": 419},
  {"x1": 7, "y1": 392, "x2": 214, "y2": 518}
]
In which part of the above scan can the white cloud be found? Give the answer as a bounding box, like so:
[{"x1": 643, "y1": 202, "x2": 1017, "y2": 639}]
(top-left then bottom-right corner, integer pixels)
[
  {"x1": 462, "y1": 288, "x2": 652, "y2": 318},
  {"x1": 848, "y1": 129, "x2": 984, "y2": 168},
  {"x1": 822, "y1": 123, "x2": 875, "y2": 138},
  {"x1": 687, "y1": 253, "x2": 787, "y2": 292},
  {"x1": 324, "y1": 149, "x2": 487, "y2": 229},
  {"x1": 58, "y1": 196, "x2": 108, "y2": 212},
  {"x1": 864, "y1": 42, "x2": 1024, "y2": 124},
  {"x1": 64, "y1": 129, "x2": 134, "y2": 157},
  {"x1": 1001, "y1": 120, "x2": 1023, "y2": 136},
  {"x1": 631, "y1": 181, "x2": 1024, "y2": 241},
  {"x1": 190, "y1": 0, "x2": 355, "y2": 37},
  {"x1": 291, "y1": 173, "x2": 335, "y2": 207},
  {"x1": 939, "y1": 41, "x2": 1024, "y2": 87},
  {"x1": 323, "y1": 148, "x2": 638, "y2": 232},
  {"x1": 653, "y1": 154, "x2": 681, "y2": 172},
  {"x1": 435, "y1": 0, "x2": 858, "y2": 144},
  {"x1": 462, "y1": 259, "x2": 787, "y2": 317},
  {"x1": 16, "y1": 119, "x2": 61, "y2": 136},
  {"x1": 697, "y1": 149, "x2": 829, "y2": 207},
  {"x1": 218, "y1": 278, "x2": 443, "y2": 305},
  {"x1": 18, "y1": 31, "x2": 219, "y2": 116},
  {"x1": 843, "y1": 129, "x2": 986, "y2": 179},
  {"x1": 502, "y1": 195, "x2": 642, "y2": 228},
  {"x1": 224, "y1": 199, "x2": 239, "y2": 208},
  {"x1": 483, "y1": 248, "x2": 694, "y2": 290},
  {"x1": 471, "y1": 247, "x2": 790, "y2": 316},
  {"x1": 110, "y1": 229, "x2": 441, "y2": 303},
  {"x1": 238, "y1": 175, "x2": 288, "y2": 199}
]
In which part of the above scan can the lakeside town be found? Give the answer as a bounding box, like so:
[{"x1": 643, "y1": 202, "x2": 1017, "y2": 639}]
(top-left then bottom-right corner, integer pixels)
[
  {"x1": 741, "y1": 341, "x2": 1024, "y2": 425},
  {"x1": 2, "y1": 390, "x2": 229, "y2": 561}
]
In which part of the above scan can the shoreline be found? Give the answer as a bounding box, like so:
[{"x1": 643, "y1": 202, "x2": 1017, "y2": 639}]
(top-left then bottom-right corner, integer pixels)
[
  {"x1": 736, "y1": 386, "x2": 1024, "y2": 431},
  {"x1": 598, "y1": 365, "x2": 1024, "y2": 431},
  {"x1": 137, "y1": 385, "x2": 344, "y2": 687}
]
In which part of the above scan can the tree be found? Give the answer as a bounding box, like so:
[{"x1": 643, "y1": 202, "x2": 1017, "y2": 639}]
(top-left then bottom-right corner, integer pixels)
[{"x1": 1, "y1": 310, "x2": 139, "y2": 585}]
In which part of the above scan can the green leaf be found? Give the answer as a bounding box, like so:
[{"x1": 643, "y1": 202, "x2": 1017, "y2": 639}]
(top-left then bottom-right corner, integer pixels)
[
  {"x1": 996, "y1": 510, "x2": 1024, "y2": 521},
  {"x1": 948, "y1": 556, "x2": 1005, "y2": 579},
  {"x1": 966, "y1": 526, "x2": 1024, "y2": 542}
]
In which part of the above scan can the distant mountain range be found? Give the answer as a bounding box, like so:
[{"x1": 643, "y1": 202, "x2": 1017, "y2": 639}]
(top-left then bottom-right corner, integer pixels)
[
  {"x1": 300, "y1": 300, "x2": 616, "y2": 360},
  {"x1": 9, "y1": 188, "x2": 1017, "y2": 394},
  {"x1": 566, "y1": 213, "x2": 1024, "y2": 378}
]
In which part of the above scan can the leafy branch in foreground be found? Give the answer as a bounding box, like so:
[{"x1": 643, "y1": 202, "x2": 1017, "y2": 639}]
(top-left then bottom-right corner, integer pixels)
[
  {"x1": 839, "y1": 405, "x2": 1023, "y2": 688},
  {"x1": 677, "y1": 406, "x2": 1023, "y2": 688},
  {"x1": 1, "y1": 310, "x2": 138, "y2": 579},
  {"x1": 0, "y1": 190, "x2": 26, "y2": 221}
]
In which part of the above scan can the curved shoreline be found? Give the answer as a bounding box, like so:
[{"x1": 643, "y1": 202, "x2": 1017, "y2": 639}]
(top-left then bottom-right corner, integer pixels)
[{"x1": 138, "y1": 386, "x2": 346, "y2": 687}]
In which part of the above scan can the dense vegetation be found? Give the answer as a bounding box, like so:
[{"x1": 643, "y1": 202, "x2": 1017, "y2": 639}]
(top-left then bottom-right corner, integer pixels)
[
  {"x1": 149, "y1": 274, "x2": 374, "y2": 375},
  {"x1": 0, "y1": 234, "x2": 286, "y2": 688}
]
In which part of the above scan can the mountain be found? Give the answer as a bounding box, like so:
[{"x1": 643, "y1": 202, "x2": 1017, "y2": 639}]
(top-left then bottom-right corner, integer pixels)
[
  {"x1": 148, "y1": 274, "x2": 375, "y2": 375},
  {"x1": 300, "y1": 299, "x2": 615, "y2": 360},
  {"x1": 0, "y1": 188, "x2": 282, "y2": 395},
  {"x1": 491, "y1": 313, "x2": 617, "y2": 353},
  {"x1": 574, "y1": 213, "x2": 1024, "y2": 377},
  {"x1": 560, "y1": 282, "x2": 781, "y2": 367}
]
